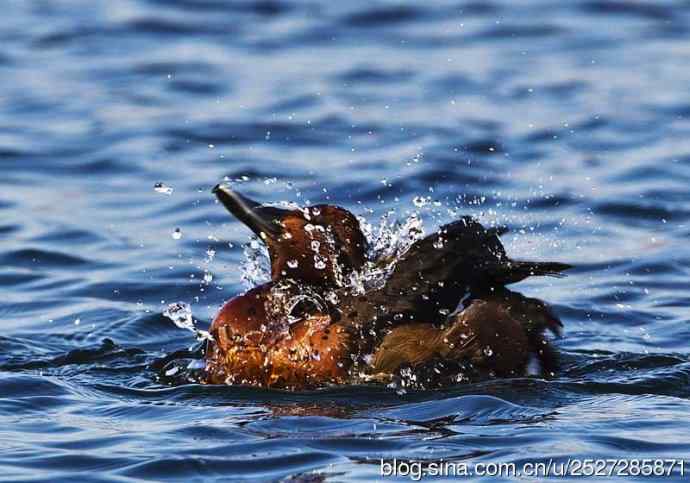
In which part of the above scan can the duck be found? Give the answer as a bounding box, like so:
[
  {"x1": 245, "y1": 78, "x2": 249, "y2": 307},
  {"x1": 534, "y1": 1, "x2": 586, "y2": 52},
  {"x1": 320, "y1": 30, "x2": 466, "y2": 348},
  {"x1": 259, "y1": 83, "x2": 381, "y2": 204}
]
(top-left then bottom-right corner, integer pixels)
[{"x1": 203, "y1": 184, "x2": 571, "y2": 389}]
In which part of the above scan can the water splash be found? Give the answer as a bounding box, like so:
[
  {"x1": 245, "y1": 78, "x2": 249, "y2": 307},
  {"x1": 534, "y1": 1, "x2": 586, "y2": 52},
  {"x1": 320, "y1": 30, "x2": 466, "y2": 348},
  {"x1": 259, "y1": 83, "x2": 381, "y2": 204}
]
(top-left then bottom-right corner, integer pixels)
[
  {"x1": 364, "y1": 211, "x2": 425, "y2": 259},
  {"x1": 163, "y1": 302, "x2": 213, "y2": 342},
  {"x1": 241, "y1": 237, "x2": 271, "y2": 288},
  {"x1": 351, "y1": 210, "x2": 426, "y2": 293}
]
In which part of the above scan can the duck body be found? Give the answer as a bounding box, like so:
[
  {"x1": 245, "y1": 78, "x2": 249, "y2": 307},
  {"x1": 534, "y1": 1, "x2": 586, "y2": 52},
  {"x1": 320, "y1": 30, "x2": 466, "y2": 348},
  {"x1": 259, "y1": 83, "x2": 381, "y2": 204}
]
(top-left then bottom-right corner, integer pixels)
[
  {"x1": 204, "y1": 282, "x2": 352, "y2": 388},
  {"x1": 203, "y1": 185, "x2": 571, "y2": 390}
]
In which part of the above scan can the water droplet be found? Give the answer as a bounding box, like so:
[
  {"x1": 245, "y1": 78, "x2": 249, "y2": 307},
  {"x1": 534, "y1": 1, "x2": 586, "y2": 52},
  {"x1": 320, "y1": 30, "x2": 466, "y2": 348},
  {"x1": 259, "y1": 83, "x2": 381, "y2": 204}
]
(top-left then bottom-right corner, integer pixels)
[
  {"x1": 186, "y1": 359, "x2": 206, "y2": 370},
  {"x1": 412, "y1": 196, "x2": 429, "y2": 208},
  {"x1": 165, "y1": 366, "x2": 179, "y2": 376},
  {"x1": 203, "y1": 272, "x2": 213, "y2": 283},
  {"x1": 311, "y1": 240, "x2": 321, "y2": 252},
  {"x1": 287, "y1": 259, "x2": 299, "y2": 269},
  {"x1": 325, "y1": 291, "x2": 339, "y2": 305},
  {"x1": 154, "y1": 182, "x2": 173, "y2": 195},
  {"x1": 172, "y1": 228, "x2": 182, "y2": 240},
  {"x1": 483, "y1": 346, "x2": 493, "y2": 357},
  {"x1": 74, "y1": 318, "x2": 81, "y2": 325}
]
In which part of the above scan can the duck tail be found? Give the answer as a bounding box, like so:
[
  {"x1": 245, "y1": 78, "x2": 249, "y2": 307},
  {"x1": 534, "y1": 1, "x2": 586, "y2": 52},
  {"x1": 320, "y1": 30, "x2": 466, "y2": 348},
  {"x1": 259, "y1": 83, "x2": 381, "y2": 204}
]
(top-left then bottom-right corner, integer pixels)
[{"x1": 491, "y1": 260, "x2": 573, "y2": 285}]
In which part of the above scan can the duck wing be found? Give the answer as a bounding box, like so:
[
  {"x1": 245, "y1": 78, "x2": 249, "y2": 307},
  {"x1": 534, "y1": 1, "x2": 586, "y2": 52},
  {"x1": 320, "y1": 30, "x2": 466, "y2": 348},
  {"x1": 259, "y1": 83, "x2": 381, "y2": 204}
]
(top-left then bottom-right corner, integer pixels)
[
  {"x1": 393, "y1": 216, "x2": 571, "y2": 286},
  {"x1": 337, "y1": 216, "x2": 570, "y2": 328},
  {"x1": 369, "y1": 292, "x2": 562, "y2": 384}
]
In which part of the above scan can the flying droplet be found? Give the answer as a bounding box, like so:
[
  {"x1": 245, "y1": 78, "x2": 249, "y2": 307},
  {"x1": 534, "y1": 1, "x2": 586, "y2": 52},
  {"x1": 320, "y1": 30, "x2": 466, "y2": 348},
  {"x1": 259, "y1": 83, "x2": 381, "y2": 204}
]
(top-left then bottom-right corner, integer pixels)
[
  {"x1": 165, "y1": 366, "x2": 179, "y2": 376},
  {"x1": 413, "y1": 196, "x2": 429, "y2": 208},
  {"x1": 172, "y1": 228, "x2": 182, "y2": 240},
  {"x1": 154, "y1": 182, "x2": 173, "y2": 195}
]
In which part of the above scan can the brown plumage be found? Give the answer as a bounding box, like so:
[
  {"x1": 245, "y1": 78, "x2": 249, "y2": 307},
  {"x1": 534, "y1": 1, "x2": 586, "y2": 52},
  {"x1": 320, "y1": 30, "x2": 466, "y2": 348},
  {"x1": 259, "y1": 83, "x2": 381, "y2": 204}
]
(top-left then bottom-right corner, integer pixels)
[
  {"x1": 204, "y1": 282, "x2": 351, "y2": 388},
  {"x1": 213, "y1": 185, "x2": 367, "y2": 286},
  {"x1": 203, "y1": 185, "x2": 571, "y2": 389},
  {"x1": 369, "y1": 289, "x2": 562, "y2": 385}
]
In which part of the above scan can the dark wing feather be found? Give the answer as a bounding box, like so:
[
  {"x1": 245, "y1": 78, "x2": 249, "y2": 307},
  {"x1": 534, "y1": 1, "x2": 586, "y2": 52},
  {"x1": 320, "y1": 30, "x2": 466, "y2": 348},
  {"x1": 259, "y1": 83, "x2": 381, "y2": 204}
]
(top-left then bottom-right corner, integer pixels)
[{"x1": 336, "y1": 216, "x2": 569, "y2": 339}]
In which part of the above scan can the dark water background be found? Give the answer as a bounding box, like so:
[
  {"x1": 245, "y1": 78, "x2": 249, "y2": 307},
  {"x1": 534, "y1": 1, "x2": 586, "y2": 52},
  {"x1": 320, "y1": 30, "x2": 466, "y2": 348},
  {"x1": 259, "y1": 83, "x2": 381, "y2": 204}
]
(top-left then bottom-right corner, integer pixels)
[{"x1": 2, "y1": 0, "x2": 690, "y2": 481}]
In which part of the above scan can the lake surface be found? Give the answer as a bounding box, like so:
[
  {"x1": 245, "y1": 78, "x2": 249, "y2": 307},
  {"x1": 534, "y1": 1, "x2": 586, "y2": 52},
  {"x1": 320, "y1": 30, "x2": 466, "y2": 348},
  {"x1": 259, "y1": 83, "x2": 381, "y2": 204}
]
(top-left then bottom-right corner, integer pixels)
[{"x1": 2, "y1": 0, "x2": 690, "y2": 481}]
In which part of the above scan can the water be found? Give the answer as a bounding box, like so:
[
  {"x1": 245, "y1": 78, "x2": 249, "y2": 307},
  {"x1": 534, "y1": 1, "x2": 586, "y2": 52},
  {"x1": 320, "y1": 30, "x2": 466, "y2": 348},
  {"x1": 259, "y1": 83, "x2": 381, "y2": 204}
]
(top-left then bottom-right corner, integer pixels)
[{"x1": 2, "y1": 0, "x2": 690, "y2": 480}]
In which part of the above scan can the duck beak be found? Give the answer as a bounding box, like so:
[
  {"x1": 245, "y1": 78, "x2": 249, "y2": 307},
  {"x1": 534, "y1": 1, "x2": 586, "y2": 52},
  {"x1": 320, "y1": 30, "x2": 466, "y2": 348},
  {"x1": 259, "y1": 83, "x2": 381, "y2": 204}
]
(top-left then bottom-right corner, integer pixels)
[{"x1": 212, "y1": 184, "x2": 287, "y2": 241}]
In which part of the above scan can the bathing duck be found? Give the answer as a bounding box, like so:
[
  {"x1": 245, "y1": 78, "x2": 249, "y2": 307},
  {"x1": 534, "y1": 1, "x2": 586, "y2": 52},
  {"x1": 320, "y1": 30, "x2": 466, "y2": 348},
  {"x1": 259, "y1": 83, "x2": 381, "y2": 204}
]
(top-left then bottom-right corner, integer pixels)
[{"x1": 204, "y1": 184, "x2": 570, "y2": 389}]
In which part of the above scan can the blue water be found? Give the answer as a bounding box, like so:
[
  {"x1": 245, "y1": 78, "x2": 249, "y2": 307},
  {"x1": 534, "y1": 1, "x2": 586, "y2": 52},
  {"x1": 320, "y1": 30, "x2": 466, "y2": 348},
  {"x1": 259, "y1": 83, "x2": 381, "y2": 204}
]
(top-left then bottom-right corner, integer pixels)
[{"x1": 2, "y1": 0, "x2": 690, "y2": 481}]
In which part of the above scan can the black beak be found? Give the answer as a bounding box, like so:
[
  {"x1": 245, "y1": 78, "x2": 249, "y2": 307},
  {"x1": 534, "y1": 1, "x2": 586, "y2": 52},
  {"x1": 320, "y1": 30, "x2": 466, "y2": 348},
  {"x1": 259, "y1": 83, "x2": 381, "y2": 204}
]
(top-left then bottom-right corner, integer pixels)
[{"x1": 212, "y1": 184, "x2": 288, "y2": 241}]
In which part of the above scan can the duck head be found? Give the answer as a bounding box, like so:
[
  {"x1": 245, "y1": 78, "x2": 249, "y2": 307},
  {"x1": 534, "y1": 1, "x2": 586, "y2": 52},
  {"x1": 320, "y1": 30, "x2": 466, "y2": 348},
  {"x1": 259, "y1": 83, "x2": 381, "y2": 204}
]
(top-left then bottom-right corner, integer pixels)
[{"x1": 213, "y1": 184, "x2": 368, "y2": 286}]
